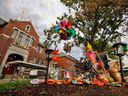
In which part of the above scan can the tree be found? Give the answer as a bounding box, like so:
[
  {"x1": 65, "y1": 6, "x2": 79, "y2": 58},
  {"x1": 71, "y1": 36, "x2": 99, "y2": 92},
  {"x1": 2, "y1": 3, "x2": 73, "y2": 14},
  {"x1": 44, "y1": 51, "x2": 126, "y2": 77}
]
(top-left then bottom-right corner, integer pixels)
[
  {"x1": 44, "y1": 0, "x2": 128, "y2": 52},
  {"x1": 43, "y1": 29, "x2": 61, "y2": 49}
]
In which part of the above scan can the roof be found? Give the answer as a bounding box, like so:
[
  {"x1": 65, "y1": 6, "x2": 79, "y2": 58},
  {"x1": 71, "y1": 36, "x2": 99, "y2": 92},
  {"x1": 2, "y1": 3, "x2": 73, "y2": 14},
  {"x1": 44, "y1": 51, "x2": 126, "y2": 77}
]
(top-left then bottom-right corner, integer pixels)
[
  {"x1": 9, "y1": 19, "x2": 39, "y2": 38},
  {"x1": 7, "y1": 61, "x2": 47, "y2": 70},
  {"x1": 58, "y1": 52, "x2": 78, "y2": 62},
  {"x1": 12, "y1": 19, "x2": 31, "y2": 23},
  {"x1": 0, "y1": 18, "x2": 8, "y2": 27}
]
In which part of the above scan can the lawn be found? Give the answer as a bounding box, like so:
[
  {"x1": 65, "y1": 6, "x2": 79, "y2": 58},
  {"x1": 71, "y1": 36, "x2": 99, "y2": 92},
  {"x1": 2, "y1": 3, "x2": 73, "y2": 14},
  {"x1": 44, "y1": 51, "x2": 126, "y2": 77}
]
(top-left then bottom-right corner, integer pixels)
[{"x1": 0, "y1": 80, "x2": 30, "y2": 92}]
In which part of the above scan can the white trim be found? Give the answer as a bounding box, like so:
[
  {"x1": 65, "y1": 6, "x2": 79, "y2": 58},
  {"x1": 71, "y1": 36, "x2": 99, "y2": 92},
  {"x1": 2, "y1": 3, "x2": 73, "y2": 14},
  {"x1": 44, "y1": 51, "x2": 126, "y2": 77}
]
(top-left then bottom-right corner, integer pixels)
[
  {"x1": 13, "y1": 27, "x2": 35, "y2": 48},
  {"x1": 9, "y1": 45, "x2": 29, "y2": 55},
  {"x1": 33, "y1": 47, "x2": 36, "y2": 49},
  {"x1": 13, "y1": 28, "x2": 20, "y2": 41},
  {"x1": 13, "y1": 27, "x2": 36, "y2": 40},
  {"x1": 0, "y1": 33, "x2": 10, "y2": 38}
]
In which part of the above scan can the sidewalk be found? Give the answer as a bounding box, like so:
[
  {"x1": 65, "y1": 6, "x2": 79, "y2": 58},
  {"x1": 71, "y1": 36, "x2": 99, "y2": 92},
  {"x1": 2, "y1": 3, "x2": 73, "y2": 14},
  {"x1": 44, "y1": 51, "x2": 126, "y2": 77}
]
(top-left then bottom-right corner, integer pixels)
[
  {"x1": 0, "y1": 79, "x2": 10, "y2": 84},
  {"x1": 0, "y1": 78, "x2": 31, "y2": 84}
]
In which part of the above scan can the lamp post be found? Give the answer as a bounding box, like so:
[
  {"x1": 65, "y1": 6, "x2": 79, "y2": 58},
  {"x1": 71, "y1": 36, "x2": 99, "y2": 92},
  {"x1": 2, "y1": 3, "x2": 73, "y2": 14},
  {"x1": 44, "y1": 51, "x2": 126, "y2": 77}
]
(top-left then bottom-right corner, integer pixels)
[
  {"x1": 45, "y1": 49, "x2": 54, "y2": 83},
  {"x1": 112, "y1": 42, "x2": 127, "y2": 82}
]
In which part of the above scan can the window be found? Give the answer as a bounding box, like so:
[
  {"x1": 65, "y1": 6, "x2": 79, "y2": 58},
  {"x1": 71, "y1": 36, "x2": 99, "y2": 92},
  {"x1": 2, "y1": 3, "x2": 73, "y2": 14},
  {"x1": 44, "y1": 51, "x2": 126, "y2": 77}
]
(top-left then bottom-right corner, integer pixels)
[
  {"x1": 12, "y1": 29, "x2": 19, "y2": 39},
  {"x1": 33, "y1": 58, "x2": 36, "y2": 64},
  {"x1": 36, "y1": 46, "x2": 39, "y2": 52},
  {"x1": 20, "y1": 33, "x2": 26, "y2": 46},
  {"x1": 39, "y1": 59, "x2": 42, "y2": 65},
  {"x1": 40, "y1": 47, "x2": 43, "y2": 53},
  {"x1": 23, "y1": 35, "x2": 30, "y2": 48},
  {"x1": 16, "y1": 32, "x2": 23, "y2": 45},
  {"x1": 25, "y1": 25, "x2": 30, "y2": 32},
  {"x1": 29, "y1": 38, "x2": 34, "y2": 46},
  {"x1": 15, "y1": 31, "x2": 31, "y2": 48},
  {"x1": 36, "y1": 60, "x2": 39, "y2": 64},
  {"x1": 67, "y1": 59, "x2": 70, "y2": 64}
]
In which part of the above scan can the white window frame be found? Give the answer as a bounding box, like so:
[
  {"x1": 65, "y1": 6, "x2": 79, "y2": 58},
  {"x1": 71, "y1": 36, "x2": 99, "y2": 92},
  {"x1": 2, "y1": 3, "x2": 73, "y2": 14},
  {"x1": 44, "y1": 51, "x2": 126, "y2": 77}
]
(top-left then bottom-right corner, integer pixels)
[{"x1": 12, "y1": 29, "x2": 19, "y2": 39}]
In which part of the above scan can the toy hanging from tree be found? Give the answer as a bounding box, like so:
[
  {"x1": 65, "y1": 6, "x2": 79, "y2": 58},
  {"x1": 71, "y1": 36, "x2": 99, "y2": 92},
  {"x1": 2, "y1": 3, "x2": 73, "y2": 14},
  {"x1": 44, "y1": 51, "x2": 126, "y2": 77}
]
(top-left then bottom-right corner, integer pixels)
[{"x1": 54, "y1": 19, "x2": 76, "y2": 40}]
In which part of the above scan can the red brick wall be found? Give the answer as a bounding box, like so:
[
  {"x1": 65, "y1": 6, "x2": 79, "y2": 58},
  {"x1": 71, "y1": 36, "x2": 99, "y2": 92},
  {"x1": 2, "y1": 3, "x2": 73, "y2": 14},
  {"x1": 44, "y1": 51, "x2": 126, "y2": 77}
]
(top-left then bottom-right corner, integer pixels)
[
  {"x1": 0, "y1": 36, "x2": 13, "y2": 64},
  {"x1": 0, "y1": 21, "x2": 14, "y2": 36},
  {"x1": 27, "y1": 47, "x2": 36, "y2": 62},
  {"x1": 27, "y1": 46, "x2": 46, "y2": 64},
  {"x1": 58, "y1": 57, "x2": 76, "y2": 72},
  {"x1": 34, "y1": 48, "x2": 46, "y2": 63}
]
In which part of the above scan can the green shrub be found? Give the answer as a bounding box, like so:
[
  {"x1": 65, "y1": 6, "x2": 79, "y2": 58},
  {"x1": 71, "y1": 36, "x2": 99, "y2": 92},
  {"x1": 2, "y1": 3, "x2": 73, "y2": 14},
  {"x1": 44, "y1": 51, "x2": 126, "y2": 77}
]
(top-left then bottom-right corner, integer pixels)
[{"x1": 0, "y1": 80, "x2": 30, "y2": 91}]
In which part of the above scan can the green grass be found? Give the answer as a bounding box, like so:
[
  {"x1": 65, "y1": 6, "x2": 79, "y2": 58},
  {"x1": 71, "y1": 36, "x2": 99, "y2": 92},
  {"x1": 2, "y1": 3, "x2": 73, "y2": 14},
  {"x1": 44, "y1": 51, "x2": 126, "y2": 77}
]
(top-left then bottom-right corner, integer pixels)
[{"x1": 0, "y1": 80, "x2": 30, "y2": 91}]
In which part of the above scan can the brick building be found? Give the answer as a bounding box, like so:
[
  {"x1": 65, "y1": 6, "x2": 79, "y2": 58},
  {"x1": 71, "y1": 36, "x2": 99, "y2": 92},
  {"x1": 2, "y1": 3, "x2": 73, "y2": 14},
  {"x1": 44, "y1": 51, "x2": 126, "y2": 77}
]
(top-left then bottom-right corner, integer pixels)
[
  {"x1": 0, "y1": 18, "x2": 46, "y2": 77},
  {"x1": 56, "y1": 52, "x2": 78, "y2": 79},
  {"x1": 58, "y1": 53, "x2": 77, "y2": 71}
]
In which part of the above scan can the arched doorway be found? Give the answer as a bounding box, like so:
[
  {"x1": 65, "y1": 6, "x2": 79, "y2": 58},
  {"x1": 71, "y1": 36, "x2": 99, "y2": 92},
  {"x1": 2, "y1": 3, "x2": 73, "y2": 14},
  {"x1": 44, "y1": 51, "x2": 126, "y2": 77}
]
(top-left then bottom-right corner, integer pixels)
[{"x1": 3, "y1": 54, "x2": 23, "y2": 75}]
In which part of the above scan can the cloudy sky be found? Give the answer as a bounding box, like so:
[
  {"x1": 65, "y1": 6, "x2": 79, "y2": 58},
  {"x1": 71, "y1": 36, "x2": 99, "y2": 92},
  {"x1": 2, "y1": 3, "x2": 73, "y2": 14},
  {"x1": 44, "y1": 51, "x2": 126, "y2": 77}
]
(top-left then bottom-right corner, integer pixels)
[
  {"x1": 0, "y1": 0, "x2": 69, "y2": 40},
  {"x1": 0, "y1": 0, "x2": 84, "y2": 60}
]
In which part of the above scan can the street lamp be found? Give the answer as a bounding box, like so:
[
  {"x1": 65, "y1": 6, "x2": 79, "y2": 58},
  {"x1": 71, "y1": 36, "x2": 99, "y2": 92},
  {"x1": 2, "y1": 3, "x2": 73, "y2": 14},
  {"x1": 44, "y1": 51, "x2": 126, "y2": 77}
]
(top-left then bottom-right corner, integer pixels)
[
  {"x1": 45, "y1": 49, "x2": 54, "y2": 83},
  {"x1": 112, "y1": 42, "x2": 127, "y2": 82}
]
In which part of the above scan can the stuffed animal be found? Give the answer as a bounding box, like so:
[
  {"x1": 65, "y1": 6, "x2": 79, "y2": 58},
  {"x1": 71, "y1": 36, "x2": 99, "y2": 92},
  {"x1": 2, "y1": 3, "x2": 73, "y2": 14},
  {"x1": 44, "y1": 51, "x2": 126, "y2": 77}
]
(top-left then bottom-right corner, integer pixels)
[{"x1": 109, "y1": 61, "x2": 122, "y2": 83}]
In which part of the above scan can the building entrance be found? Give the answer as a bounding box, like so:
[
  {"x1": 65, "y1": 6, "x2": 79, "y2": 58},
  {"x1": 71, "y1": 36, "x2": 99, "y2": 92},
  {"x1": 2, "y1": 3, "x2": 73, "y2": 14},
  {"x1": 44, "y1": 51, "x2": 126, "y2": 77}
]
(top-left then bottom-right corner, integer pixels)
[{"x1": 2, "y1": 54, "x2": 23, "y2": 75}]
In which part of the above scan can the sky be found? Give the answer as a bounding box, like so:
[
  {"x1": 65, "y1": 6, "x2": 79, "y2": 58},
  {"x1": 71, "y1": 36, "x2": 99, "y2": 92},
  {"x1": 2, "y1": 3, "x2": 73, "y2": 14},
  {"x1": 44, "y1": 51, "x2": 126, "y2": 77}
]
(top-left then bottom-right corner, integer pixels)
[
  {"x1": 0, "y1": 0, "x2": 68, "y2": 40},
  {"x1": 0, "y1": 0, "x2": 84, "y2": 60}
]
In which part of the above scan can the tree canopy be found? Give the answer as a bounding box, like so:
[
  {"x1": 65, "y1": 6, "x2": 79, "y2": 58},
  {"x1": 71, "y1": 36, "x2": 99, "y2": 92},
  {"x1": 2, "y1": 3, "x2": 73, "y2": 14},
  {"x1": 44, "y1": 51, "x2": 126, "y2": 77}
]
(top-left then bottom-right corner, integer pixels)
[{"x1": 43, "y1": 0, "x2": 128, "y2": 52}]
